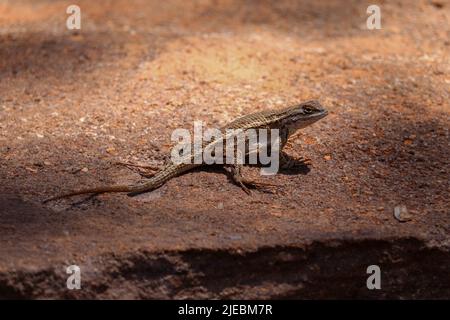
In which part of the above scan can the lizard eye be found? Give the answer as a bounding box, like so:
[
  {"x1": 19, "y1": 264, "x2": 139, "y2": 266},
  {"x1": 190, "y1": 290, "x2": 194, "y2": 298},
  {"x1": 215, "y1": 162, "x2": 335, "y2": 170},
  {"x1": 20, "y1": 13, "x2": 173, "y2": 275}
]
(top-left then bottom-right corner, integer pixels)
[{"x1": 304, "y1": 106, "x2": 314, "y2": 113}]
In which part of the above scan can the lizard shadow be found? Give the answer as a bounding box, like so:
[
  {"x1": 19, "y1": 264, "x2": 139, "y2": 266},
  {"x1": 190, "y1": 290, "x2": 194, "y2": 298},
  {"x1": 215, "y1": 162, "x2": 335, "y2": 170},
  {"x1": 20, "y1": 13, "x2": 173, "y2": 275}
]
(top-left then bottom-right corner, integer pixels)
[
  {"x1": 278, "y1": 164, "x2": 311, "y2": 176},
  {"x1": 243, "y1": 152, "x2": 311, "y2": 176},
  {"x1": 197, "y1": 153, "x2": 311, "y2": 194},
  {"x1": 277, "y1": 152, "x2": 312, "y2": 176},
  {"x1": 188, "y1": 152, "x2": 311, "y2": 176},
  {"x1": 49, "y1": 193, "x2": 107, "y2": 207},
  {"x1": 69, "y1": 194, "x2": 102, "y2": 207},
  {"x1": 65, "y1": 153, "x2": 312, "y2": 205}
]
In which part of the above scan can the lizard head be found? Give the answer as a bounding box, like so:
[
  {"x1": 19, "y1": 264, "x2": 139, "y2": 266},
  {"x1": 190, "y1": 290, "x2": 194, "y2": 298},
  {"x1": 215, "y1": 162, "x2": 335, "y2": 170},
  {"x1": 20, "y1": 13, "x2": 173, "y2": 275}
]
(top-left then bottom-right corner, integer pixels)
[{"x1": 281, "y1": 100, "x2": 328, "y2": 135}]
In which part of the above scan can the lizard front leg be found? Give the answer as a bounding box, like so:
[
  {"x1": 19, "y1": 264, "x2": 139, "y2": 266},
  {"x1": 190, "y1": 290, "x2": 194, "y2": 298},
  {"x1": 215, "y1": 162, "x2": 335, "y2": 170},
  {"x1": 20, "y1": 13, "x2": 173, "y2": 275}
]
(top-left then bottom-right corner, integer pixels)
[{"x1": 224, "y1": 164, "x2": 277, "y2": 195}]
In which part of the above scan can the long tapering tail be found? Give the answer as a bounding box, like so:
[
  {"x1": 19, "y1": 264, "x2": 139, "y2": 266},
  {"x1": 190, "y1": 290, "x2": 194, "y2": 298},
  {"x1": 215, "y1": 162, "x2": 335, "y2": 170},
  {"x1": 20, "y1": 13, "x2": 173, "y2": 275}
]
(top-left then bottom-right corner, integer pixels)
[
  {"x1": 42, "y1": 185, "x2": 135, "y2": 203},
  {"x1": 43, "y1": 163, "x2": 196, "y2": 203}
]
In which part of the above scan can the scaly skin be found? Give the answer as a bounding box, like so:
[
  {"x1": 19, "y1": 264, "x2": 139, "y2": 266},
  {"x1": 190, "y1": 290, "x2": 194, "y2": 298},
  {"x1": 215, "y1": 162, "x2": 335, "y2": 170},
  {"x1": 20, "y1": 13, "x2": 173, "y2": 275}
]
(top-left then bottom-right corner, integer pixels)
[{"x1": 43, "y1": 100, "x2": 328, "y2": 203}]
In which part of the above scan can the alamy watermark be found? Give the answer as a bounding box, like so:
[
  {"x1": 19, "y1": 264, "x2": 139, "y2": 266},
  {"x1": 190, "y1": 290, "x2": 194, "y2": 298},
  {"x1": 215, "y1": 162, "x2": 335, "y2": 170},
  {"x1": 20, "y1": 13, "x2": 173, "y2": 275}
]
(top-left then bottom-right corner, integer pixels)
[
  {"x1": 66, "y1": 5, "x2": 81, "y2": 30},
  {"x1": 66, "y1": 265, "x2": 81, "y2": 290},
  {"x1": 366, "y1": 5, "x2": 382, "y2": 30},
  {"x1": 366, "y1": 265, "x2": 381, "y2": 290},
  {"x1": 171, "y1": 121, "x2": 280, "y2": 175}
]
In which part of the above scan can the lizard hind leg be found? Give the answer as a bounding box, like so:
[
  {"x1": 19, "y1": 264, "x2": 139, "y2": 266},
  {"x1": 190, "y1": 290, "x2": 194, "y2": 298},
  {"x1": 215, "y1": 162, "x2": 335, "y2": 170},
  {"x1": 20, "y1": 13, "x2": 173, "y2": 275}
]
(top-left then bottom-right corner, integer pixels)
[
  {"x1": 115, "y1": 161, "x2": 162, "y2": 178},
  {"x1": 224, "y1": 164, "x2": 277, "y2": 195}
]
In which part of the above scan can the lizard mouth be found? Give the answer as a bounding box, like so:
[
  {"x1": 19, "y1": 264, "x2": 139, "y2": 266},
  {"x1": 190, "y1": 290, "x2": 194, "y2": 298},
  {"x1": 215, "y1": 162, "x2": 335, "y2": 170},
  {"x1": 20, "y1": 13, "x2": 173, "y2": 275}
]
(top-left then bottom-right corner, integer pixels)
[
  {"x1": 287, "y1": 111, "x2": 328, "y2": 132},
  {"x1": 318, "y1": 108, "x2": 328, "y2": 118},
  {"x1": 306, "y1": 109, "x2": 328, "y2": 121}
]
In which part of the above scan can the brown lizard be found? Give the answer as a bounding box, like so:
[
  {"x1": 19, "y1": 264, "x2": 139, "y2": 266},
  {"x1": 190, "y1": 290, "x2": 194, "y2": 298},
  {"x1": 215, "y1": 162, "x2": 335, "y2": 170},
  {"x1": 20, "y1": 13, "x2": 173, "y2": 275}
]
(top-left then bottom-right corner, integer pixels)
[{"x1": 43, "y1": 100, "x2": 328, "y2": 202}]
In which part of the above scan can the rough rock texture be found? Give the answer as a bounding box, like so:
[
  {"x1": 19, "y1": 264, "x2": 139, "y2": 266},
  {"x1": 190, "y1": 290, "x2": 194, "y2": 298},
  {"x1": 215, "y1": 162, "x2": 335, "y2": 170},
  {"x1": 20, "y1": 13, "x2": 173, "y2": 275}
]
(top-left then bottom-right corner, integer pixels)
[{"x1": 0, "y1": 0, "x2": 449, "y2": 299}]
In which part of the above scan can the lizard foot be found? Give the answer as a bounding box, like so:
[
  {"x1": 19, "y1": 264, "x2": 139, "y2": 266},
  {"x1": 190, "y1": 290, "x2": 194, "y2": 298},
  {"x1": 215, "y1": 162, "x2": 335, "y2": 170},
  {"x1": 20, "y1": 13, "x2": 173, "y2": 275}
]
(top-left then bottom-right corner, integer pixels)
[
  {"x1": 280, "y1": 156, "x2": 312, "y2": 170},
  {"x1": 236, "y1": 178, "x2": 278, "y2": 195},
  {"x1": 225, "y1": 164, "x2": 277, "y2": 195}
]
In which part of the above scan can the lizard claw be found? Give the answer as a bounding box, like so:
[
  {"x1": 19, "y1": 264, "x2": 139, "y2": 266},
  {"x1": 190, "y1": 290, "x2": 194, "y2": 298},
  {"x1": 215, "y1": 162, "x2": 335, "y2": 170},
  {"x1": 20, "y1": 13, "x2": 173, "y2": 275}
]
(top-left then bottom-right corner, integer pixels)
[
  {"x1": 238, "y1": 181, "x2": 252, "y2": 195},
  {"x1": 280, "y1": 156, "x2": 312, "y2": 170},
  {"x1": 298, "y1": 157, "x2": 312, "y2": 165},
  {"x1": 240, "y1": 178, "x2": 278, "y2": 194}
]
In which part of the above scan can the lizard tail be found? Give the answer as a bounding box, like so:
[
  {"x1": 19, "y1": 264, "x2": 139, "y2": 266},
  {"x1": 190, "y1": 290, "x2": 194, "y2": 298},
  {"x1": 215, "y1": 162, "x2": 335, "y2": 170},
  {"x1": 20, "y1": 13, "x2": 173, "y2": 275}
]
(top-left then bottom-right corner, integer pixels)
[
  {"x1": 42, "y1": 185, "x2": 134, "y2": 203},
  {"x1": 43, "y1": 163, "x2": 192, "y2": 203}
]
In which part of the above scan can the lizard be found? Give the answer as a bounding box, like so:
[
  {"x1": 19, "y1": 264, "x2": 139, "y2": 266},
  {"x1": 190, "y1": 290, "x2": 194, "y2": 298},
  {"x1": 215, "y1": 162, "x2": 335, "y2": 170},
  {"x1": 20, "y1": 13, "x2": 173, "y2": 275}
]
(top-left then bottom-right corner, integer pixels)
[{"x1": 43, "y1": 100, "x2": 328, "y2": 203}]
